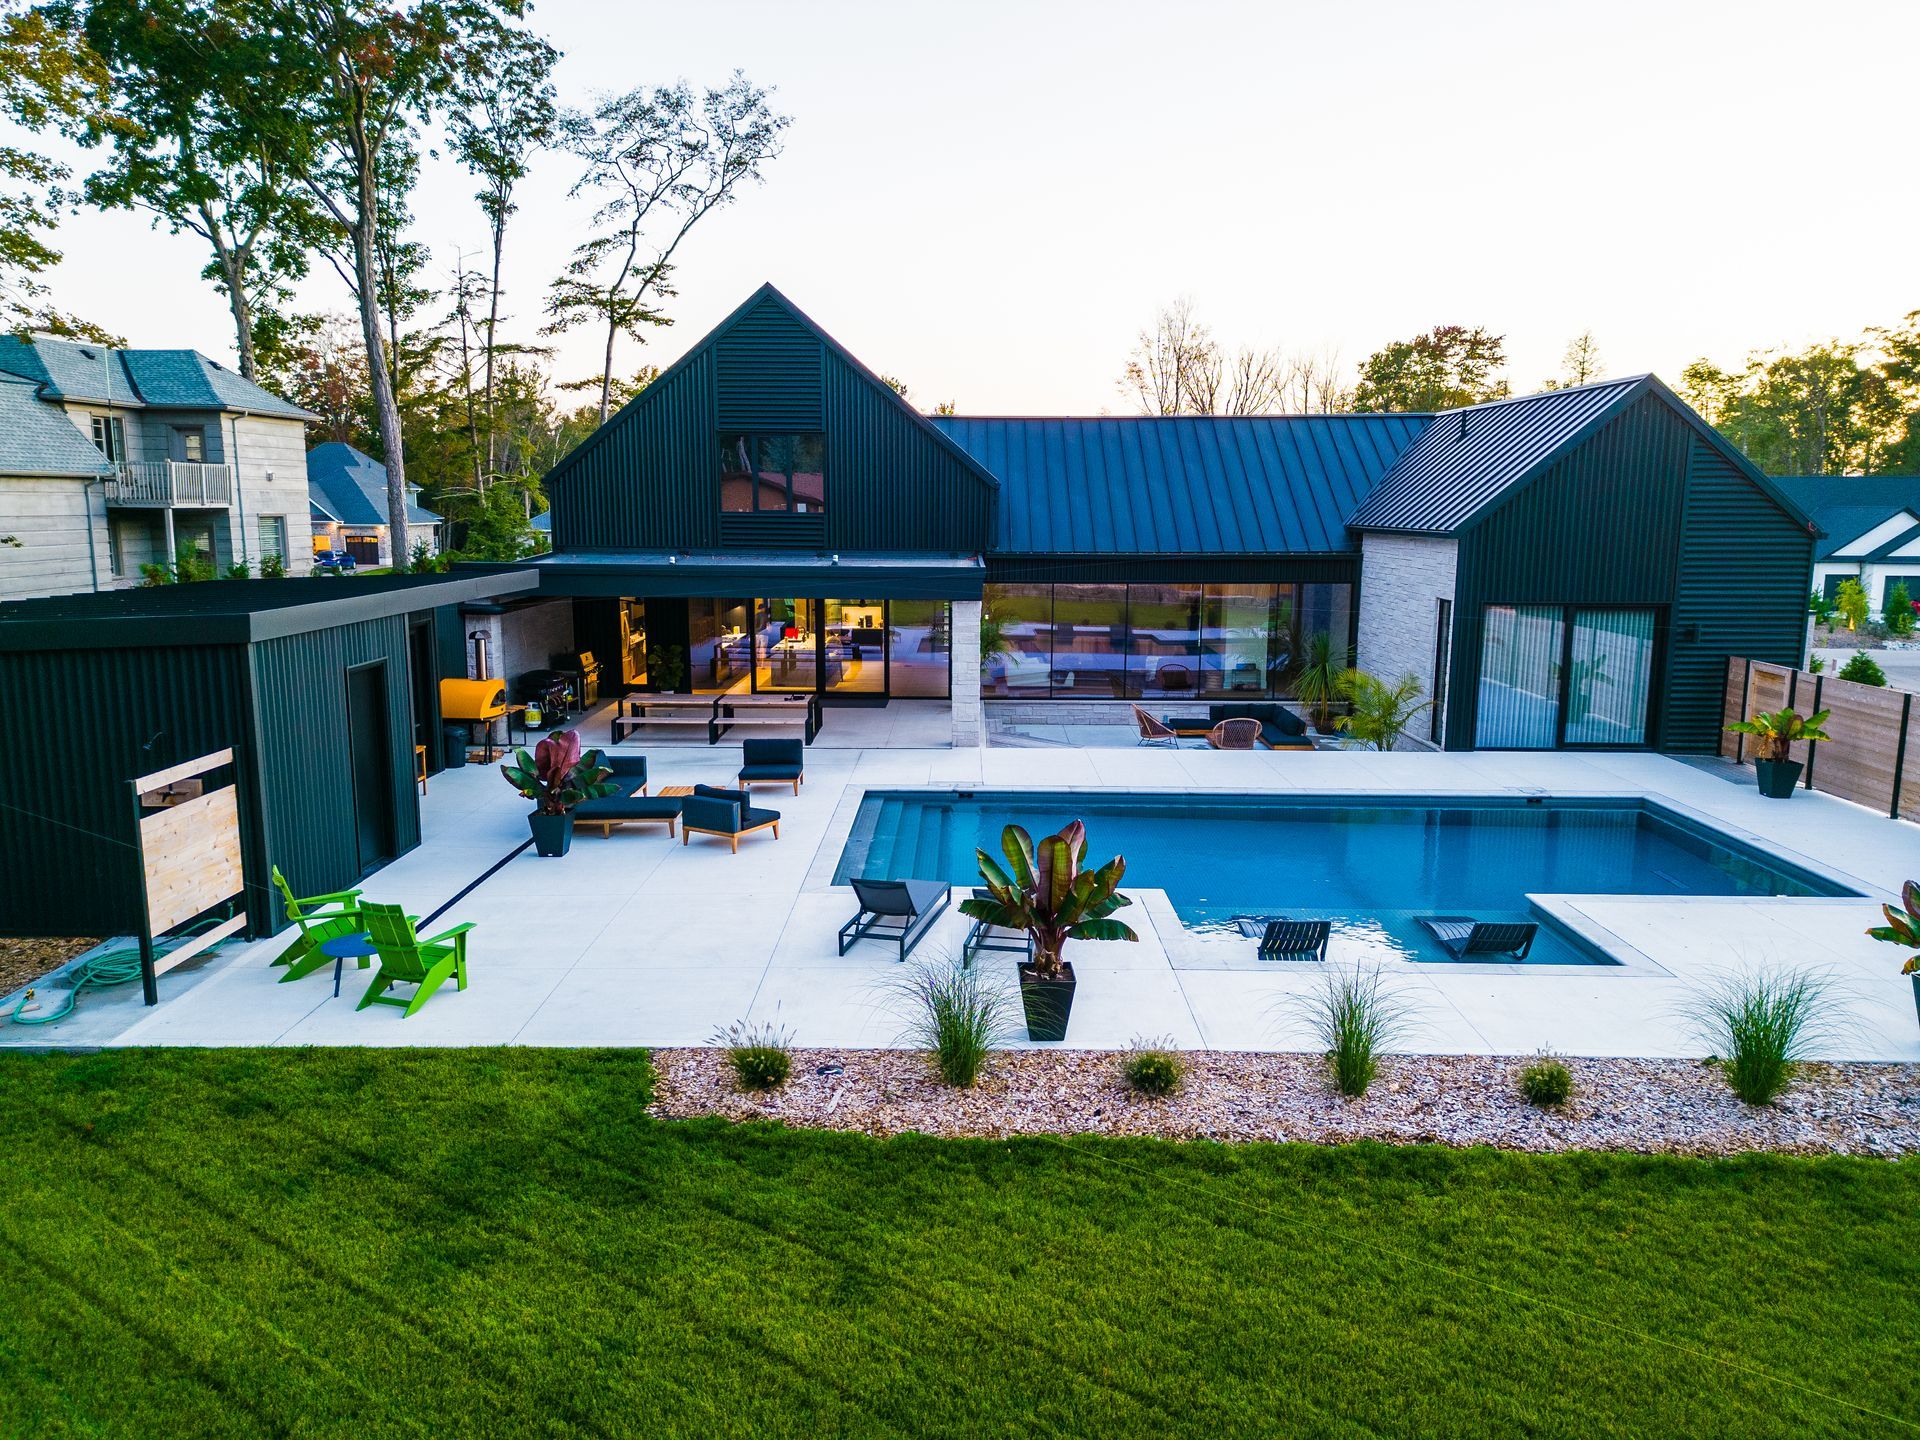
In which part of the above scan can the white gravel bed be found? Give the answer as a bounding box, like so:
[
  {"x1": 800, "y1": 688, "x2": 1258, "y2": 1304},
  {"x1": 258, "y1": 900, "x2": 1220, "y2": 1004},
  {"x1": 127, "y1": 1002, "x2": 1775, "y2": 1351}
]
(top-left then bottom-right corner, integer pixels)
[{"x1": 649, "y1": 1048, "x2": 1920, "y2": 1157}]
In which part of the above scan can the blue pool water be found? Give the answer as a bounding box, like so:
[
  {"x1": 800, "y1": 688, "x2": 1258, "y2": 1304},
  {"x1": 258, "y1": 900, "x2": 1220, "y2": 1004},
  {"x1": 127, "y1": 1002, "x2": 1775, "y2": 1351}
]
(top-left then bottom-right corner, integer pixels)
[{"x1": 834, "y1": 792, "x2": 1855, "y2": 966}]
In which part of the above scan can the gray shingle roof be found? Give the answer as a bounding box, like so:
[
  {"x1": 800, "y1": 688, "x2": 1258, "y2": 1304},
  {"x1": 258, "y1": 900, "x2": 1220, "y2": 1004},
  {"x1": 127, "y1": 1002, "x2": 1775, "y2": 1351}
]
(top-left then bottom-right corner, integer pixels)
[
  {"x1": 930, "y1": 414, "x2": 1432, "y2": 555},
  {"x1": 0, "y1": 373, "x2": 114, "y2": 478},
  {"x1": 307, "y1": 442, "x2": 440, "y2": 528},
  {"x1": 1773, "y1": 477, "x2": 1920, "y2": 558},
  {"x1": 1347, "y1": 377, "x2": 1648, "y2": 534},
  {"x1": 0, "y1": 335, "x2": 314, "y2": 418}
]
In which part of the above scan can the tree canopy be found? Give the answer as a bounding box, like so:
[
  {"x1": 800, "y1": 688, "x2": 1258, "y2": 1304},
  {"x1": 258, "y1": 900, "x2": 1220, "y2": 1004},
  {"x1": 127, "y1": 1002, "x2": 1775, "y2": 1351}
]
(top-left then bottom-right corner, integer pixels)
[{"x1": 1349, "y1": 325, "x2": 1510, "y2": 412}]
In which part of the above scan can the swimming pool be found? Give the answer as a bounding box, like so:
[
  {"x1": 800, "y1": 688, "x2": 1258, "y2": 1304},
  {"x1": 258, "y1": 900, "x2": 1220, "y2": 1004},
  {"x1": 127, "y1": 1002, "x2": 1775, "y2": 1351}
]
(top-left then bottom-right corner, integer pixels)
[{"x1": 834, "y1": 791, "x2": 1858, "y2": 966}]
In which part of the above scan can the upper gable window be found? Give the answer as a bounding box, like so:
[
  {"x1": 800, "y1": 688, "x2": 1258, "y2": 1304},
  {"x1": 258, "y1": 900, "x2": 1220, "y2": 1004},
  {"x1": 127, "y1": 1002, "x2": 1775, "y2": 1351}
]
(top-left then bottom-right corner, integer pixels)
[{"x1": 720, "y1": 433, "x2": 825, "y2": 515}]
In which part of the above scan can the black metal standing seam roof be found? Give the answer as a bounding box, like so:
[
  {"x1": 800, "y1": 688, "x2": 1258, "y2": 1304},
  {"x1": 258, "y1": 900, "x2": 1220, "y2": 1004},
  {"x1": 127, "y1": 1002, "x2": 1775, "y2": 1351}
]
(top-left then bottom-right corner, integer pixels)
[
  {"x1": 928, "y1": 414, "x2": 1432, "y2": 554},
  {"x1": 1345, "y1": 376, "x2": 1650, "y2": 535}
]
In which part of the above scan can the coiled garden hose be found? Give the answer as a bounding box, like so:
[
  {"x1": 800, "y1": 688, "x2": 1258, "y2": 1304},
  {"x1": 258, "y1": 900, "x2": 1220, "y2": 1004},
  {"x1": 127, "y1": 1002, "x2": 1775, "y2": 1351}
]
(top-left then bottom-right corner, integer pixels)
[{"x1": 7, "y1": 920, "x2": 234, "y2": 1026}]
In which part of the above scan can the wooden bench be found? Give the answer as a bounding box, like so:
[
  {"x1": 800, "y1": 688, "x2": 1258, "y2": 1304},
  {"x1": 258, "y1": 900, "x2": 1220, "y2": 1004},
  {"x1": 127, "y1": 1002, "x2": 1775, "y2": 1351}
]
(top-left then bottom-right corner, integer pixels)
[{"x1": 611, "y1": 714, "x2": 713, "y2": 743}]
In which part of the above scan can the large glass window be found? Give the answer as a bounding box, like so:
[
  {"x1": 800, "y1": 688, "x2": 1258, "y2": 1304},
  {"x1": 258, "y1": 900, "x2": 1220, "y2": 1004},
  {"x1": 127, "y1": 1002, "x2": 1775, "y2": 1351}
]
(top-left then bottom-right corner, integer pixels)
[
  {"x1": 1126, "y1": 584, "x2": 1203, "y2": 698},
  {"x1": 1563, "y1": 609, "x2": 1655, "y2": 746},
  {"x1": 823, "y1": 598, "x2": 886, "y2": 694},
  {"x1": 720, "y1": 434, "x2": 825, "y2": 514},
  {"x1": 888, "y1": 600, "x2": 951, "y2": 698},
  {"x1": 1049, "y1": 585, "x2": 1130, "y2": 697},
  {"x1": 980, "y1": 581, "x2": 1352, "y2": 700},
  {"x1": 1475, "y1": 605, "x2": 1566, "y2": 748},
  {"x1": 983, "y1": 584, "x2": 1053, "y2": 697},
  {"x1": 754, "y1": 598, "x2": 818, "y2": 690}
]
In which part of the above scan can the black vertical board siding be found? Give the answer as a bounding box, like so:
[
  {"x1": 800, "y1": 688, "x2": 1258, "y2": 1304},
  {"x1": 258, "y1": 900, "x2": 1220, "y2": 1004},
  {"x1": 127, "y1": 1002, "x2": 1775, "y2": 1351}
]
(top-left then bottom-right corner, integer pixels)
[
  {"x1": 0, "y1": 644, "x2": 264, "y2": 936},
  {"x1": 1664, "y1": 438, "x2": 1815, "y2": 751},
  {"x1": 249, "y1": 616, "x2": 422, "y2": 908},
  {"x1": 715, "y1": 300, "x2": 824, "y2": 430},
  {"x1": 1444, "y1": 393, "x2": 1811, "y2": 751}
]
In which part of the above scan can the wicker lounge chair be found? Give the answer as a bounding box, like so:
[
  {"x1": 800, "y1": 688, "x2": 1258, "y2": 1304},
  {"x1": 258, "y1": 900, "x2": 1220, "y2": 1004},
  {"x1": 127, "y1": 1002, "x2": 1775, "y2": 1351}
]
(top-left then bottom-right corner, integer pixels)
[
  {"x1": 1418, "y1": 916, "x2": 1539, "y2": 960},
  {"x1": 1132, "y1": 705, "x2": 1179, "y2": 747},
  {"x1": 837, "y1": 878, "x2": 951, "y2": 960},
  {"x1": 1207, "y1": 717, "x2": 1262, "y2": 749}
]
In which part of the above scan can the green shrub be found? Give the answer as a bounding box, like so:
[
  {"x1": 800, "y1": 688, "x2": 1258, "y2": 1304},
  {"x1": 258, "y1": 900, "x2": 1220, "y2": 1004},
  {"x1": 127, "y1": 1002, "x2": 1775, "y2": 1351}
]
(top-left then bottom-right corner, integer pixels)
[
  {"x1": 1885, "y1": 582, "x2": 1915, "y2": 635},
  {"x1": 259, "y1": 552, "x2": 287, "y2": 579},
  {"x1": 1839, "y1": 650, "x2": 1886, "y2": 686},
  {"x1": 890, "y1": 955, "x2": 1013, "y2": 1088},
  {"x1": 1302, "y1": 966, "x2": 1411, "y2": 1098},
  {"x1": 709, "y1": 1019, "x2": 793, "y2": 1091},
  {"x1": 1835, "y1": 577, "x2": 1870, "y2": 631},
  {"x1": 1808, "y1": 588, "x2": 1834, "y2": 624},
  {"x1": 1119, "y1": 1036, "x2": 1186, "y2": 1098},
  {"x1": 1518, "y1": 1052, "x2": 1573, "y2": 1107},
  {"x1": 224, "y1": 561, "x2": 251, "y2": 580},
  {"x1": 1692, "y1": 971, "x2": 1831, "y2": 1106}
]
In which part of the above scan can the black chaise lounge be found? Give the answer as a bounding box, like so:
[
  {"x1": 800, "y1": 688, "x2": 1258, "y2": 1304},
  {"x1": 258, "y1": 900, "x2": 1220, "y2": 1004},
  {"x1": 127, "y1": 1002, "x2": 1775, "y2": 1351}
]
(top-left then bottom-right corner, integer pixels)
[
  {"x1": 1255, "y1": 918, "x2": 1331, "y2": 962},
  {"x1": 572, "y1": 753, "x2": 677, "y2": 836},
  {"x1": 681, "y1": 785, "x2": 780, "y2": 852},
  {"x1": 837, "y1": 877, "x2": 951, "y2": 960},
  {"x1": 738, "y1": 737, "x2": 805, "y2": 793},
  {"x1": 1160, "y1": 702, "x2": 1314, "y2": 750},
  {"x1": 1418, "y1": 916, "x2": 1539, "y2": 961},
  {"x1": 962, "y1": 887, "x2": 1033, "y2": 968}
]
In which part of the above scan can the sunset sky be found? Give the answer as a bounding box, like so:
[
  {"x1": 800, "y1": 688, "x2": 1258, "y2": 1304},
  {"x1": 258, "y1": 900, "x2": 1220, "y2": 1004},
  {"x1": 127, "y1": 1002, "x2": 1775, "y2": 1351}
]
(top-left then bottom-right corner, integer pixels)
[{"x1": 30, "y1": 0, "x2": 1920, "y2": 413}]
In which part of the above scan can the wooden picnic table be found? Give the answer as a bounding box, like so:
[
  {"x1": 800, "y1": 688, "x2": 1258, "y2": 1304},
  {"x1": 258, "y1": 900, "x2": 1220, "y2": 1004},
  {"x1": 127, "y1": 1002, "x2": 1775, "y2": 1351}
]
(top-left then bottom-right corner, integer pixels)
[
  {"x1": 611, "y1": 693, "x2": 717, "y2": 744},
  {"x1": 714, "y1": 691, "x2": 822, "y2": 744}
]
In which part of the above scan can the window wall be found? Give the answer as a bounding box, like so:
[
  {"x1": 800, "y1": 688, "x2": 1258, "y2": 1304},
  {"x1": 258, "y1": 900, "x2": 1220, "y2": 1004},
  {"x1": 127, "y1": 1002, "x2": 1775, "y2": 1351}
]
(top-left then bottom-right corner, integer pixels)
[
  {"x1": 982, "y1": 581, "x2": 1353, "y2": 700},
  {"x1": 1474, "y1": 604, "x2": 1658, "y2": 748}
]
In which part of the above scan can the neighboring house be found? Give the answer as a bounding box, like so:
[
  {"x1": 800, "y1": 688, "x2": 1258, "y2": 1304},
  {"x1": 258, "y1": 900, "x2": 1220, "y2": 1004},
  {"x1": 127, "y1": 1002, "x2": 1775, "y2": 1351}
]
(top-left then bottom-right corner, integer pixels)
[
  {"x1": 307, "y1": 442, "x2": 443, "y2": 568},
  {"x1": 1773, "y1": 476, "x2": 1920, "y2": 620},
  {"x1": 0, "y1": 335, "x2": 315, "y2": 600},
  {"x1": 523, "y1": 282, "x2": 1816, "y2": 753}
]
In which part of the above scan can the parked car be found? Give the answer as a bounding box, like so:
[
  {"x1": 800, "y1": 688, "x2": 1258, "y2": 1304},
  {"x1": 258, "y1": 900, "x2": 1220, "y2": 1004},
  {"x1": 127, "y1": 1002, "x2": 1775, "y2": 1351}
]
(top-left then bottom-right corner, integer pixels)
[{"x1": 314, "y1": 549, "x2": 358, "y2": 576}]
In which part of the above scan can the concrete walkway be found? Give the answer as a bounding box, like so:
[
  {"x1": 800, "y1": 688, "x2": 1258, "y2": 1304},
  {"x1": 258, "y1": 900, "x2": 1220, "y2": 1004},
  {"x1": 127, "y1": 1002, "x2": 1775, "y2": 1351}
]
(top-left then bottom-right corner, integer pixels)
[{"x1": 75, "y1": 746, "x2": 1920, "y2": 1061}]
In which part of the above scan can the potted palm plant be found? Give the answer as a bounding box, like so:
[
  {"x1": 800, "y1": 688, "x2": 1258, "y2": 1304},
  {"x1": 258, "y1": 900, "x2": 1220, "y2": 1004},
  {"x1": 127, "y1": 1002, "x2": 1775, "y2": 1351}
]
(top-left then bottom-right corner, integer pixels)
[
  {"x1": 500, "y1": 729, "x2": 619, "y2": 856},
  {"x1": 1865, "y1": 880, "x2": 1920, "y2": 1027},
  {"x1": 1335, "y1": 669, "x2": 1432, "y2": 752},
  {"x1": 960, "y1": 821, "x2": 1136, "y2": 1041},
  {"x1": 1724, "y1": 706, "x2": 1830, "y2": 798},
  {"x1": 1295, "y1": 631, "x2": 1346, "y2": 732}
]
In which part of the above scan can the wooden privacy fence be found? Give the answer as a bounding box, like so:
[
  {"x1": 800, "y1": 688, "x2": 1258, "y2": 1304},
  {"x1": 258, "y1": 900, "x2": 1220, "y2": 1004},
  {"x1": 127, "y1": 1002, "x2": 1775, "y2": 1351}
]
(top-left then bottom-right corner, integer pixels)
[{"x1": 1721, "y1": 658, "x2": 1920, "y2": 820}]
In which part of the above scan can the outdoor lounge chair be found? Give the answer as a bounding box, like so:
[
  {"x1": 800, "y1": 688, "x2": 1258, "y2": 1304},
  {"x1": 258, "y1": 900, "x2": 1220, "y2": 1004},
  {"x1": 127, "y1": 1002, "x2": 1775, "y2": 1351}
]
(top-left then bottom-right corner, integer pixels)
[
  {"x1": 737, "y1": 737, "x2": 805, "y2": 793},
  {"x1": 1418, "y1": 916, "x2": 1539, "y2": 961},
  {"x1": 1132, "y1": 704, "x2": 1179, "y2": 747},
  {"x1": 837, "y1": 877, "x2": 952, "y2": 960},
  {"x1": 681, "y1": 784, "x2": 781, "y2": 852},
  {"x1": 1207, "y1": 717, "x2": 1262, "y2": 750},
  {"x1": 963, "y1": 887, "x2": 1034, "y2": 968},
  {"x1": 1254, "y1": 918, "x2": 1331, "y2": 962},
  {"x1": 269, "y1": 865, "x2": 365, "y2": 981},
  {"x1": 354, "y1": 902, "x2": 473, "y2": 1017}
]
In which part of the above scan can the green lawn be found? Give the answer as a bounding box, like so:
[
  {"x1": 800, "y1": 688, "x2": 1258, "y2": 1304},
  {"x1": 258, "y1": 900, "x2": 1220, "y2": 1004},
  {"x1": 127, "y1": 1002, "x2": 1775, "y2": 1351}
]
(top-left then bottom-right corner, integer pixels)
[{"x1": 0, "y1": 1050, "x2": 1913, "y2": 1438}]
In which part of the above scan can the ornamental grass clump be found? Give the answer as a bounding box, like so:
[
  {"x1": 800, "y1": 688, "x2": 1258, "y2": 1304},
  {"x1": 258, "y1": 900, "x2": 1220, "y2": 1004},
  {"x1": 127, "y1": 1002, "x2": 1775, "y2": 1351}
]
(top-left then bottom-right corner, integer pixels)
[
  {"x1": 1691, "y1": 970, "x2": 1832, "y2": 1106},
  {"x1": 890, "y1": 954, "x2": 1014, "y2": 1088},
  {"x1": 709, "y1": 1019, "x2": 793, "y2": 1092},
  {"x1": 1119, "y1": 1036, "x2": 1187, "y2": 1098},
  {"x1": 1518, "y1": 1052, "x2": 1574, "y2": 1108},
  {"x1": 1302, "y1": 967, "x2": 1411, "y2": 1098}
]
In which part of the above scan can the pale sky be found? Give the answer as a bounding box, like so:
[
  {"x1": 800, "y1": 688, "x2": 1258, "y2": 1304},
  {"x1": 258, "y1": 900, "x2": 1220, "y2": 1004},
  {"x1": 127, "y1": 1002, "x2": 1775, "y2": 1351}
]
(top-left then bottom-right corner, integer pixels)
[{"x1": 29, "y1": 0, "x2": 1920, "y2": 414}]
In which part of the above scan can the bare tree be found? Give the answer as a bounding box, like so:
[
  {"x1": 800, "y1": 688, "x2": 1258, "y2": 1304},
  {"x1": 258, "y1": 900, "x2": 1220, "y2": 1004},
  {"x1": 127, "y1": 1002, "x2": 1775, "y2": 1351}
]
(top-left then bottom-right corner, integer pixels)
[
  {"x1": 545, "y1": 72, "x2": 790, "y2": 424},
  {"x1": 1121, "y1": 299, "x2": 1300, "y2": 415},
  {"x1": 1543, "y1": 331, "x2": 1605, "y2": 390}
]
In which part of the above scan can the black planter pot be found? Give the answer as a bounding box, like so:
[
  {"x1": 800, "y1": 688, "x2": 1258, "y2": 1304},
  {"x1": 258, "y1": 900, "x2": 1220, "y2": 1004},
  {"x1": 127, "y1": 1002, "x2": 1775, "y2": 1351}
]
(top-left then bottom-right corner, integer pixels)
[
  {"x1": 1911, "y1": 973, "x2": 1919, "y2": 1029},
  {"x1": 528, "y1": 811, "x2": 574, "y2": 857},
  {"x1": 1018, "y1": 959, "x2": 1076, "y2": 1042},
  {"x1": 1754, "y1": 758, "x2": 1804, "y2": 799}
]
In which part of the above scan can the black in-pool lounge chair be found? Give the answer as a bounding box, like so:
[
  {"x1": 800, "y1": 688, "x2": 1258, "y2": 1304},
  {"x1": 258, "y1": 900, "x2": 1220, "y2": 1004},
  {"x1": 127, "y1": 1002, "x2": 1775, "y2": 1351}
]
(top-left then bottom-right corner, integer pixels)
[
  {"x1": 1418, "y1": 916, "x2": 1538, "y2": 961},
  {"x1": 1254, "y1": 918, "x2": 1331, "y2": 962},
  {"x1": 837, "y1": 878, "x2": 951, "y2": 960},
  {"x1": 962, "y1": 886, "x2": 1034, "y2": 968}
]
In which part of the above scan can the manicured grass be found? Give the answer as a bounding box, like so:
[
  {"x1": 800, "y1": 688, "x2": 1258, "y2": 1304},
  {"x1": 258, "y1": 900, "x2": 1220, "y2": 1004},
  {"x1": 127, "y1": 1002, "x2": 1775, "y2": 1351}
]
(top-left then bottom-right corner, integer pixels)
[{"x1": 0, "y1": 1050, "x2": 1913, "y2": 1438}]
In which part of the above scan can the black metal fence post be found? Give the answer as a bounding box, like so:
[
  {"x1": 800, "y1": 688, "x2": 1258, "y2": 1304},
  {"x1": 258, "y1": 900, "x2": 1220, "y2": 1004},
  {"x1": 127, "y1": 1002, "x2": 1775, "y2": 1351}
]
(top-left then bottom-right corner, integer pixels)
[
  {"x1": 1735, "y1": 659, "x2": 1752, "y2": 764},
  {"x1": 1803, "y1": 674, "x2": 1823, "y2": 790}
]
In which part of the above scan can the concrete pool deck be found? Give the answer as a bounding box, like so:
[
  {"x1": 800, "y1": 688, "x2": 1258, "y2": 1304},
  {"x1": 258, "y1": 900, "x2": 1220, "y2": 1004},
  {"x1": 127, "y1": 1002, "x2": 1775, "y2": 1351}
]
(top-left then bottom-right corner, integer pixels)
[{"x1": 65, "y1": 746, "x2": 1920, "y2": 1061}]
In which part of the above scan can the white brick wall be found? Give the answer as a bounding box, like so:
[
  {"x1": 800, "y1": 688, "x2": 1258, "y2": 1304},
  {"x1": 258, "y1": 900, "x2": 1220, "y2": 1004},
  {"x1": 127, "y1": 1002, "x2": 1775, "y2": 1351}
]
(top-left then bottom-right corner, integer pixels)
[
  {"x1": 950, "y1": 599, "x2": 983, "y2": 746},
  {"x1": 1356, "y1": 533, "x2": 1458, "y2": 749}
]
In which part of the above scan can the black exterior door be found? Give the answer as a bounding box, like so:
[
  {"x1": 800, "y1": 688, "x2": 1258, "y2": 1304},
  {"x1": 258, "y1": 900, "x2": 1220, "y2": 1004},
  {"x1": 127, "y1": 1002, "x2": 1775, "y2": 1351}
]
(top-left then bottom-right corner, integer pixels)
[{"x1": 346, "y1": 661, "x2": 397, "y2": 873}]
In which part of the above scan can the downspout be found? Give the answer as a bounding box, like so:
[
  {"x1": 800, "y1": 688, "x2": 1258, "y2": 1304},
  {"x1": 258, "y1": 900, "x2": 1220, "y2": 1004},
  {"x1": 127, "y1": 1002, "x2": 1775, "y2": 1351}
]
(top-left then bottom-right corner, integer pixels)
[{"x1": 228, "y1": 411, "x2": 250, "y2": 571}]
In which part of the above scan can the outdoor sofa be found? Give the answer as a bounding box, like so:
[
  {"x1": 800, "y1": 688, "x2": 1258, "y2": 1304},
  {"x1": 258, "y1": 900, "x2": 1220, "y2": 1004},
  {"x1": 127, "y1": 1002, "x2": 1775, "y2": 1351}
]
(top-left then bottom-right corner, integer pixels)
[{"x1": 1162, "y1": 702, "x2": 1313, "y2": 749}]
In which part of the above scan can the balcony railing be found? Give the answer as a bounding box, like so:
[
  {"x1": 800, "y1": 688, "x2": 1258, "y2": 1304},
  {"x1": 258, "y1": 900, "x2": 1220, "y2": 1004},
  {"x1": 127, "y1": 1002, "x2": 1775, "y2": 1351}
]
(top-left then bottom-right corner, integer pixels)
[{"x1": 106, "y1": 460, "x2": 234, "y2": 508}]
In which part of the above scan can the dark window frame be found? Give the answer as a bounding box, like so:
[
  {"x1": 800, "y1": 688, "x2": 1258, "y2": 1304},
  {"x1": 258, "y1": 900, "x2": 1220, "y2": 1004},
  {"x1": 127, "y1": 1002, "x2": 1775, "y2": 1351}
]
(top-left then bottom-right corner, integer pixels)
[{"x1": 718, "y1": 432, "x2": 827, "y2": 516}]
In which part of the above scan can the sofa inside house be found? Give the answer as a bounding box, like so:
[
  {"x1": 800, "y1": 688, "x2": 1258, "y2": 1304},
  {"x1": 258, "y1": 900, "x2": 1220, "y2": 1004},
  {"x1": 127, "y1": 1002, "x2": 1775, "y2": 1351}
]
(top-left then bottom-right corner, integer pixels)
[{"x1": 1159, "y1": 701, "x2": 1313, "y2": 749}]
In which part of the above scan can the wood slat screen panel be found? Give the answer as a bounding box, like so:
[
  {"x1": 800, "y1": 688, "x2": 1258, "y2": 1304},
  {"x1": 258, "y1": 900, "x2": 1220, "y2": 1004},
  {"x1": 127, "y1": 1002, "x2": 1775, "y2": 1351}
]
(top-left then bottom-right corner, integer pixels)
[{"x1": 1813, "y1": 677, "x2": 1909, "y2": 812}]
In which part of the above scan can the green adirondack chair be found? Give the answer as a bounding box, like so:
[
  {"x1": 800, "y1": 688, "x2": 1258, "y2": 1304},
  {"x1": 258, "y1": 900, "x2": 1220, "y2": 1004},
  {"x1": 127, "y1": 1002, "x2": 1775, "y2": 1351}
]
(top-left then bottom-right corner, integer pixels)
[
  {"x1": 270, "y1": 866, "x2": 366, "y2": 982},
  {"x1": 355, "y1": 902, "x2": 473, "y2": 1018}
]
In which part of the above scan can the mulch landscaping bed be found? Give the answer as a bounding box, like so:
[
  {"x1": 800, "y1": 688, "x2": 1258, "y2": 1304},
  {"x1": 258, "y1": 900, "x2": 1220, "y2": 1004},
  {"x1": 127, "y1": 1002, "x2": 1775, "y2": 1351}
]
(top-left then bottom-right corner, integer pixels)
[
  {"x1": 0, "y1": 936, "x2": 101, "y2": 998},
  {"x1": 651, "y1": 1047, "x2": 1920, "y2": 1157}
]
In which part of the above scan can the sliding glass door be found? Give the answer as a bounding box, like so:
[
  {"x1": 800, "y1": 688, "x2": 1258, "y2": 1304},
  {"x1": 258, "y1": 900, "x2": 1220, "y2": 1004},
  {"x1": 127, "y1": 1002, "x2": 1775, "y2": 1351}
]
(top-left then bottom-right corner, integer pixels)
[{"x1": 1474, "y1": 604, "x2": 1658, "y2": 748}]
